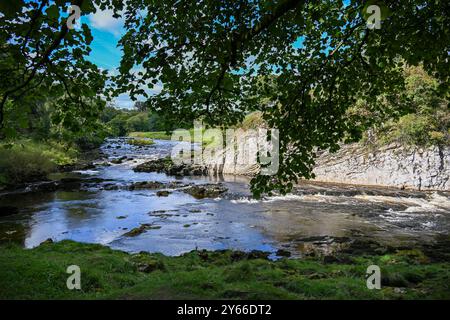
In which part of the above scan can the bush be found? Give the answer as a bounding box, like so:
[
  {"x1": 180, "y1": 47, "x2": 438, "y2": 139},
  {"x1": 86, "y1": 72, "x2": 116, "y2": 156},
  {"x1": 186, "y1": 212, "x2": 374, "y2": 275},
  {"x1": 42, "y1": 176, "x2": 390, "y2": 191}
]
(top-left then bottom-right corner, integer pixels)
[
  {"x1": 375, "y1": 112, "x2": 449, "y2": 147},
  {"x1": 0, "y1": 140, "x2": 77, "y2": 186},
  {"x1": 429, "y1": 131, "x2": 446, "y2": 145},
  {"x1": 358, "y1": 66, "x2": 449, "y2": 147},
  {"x1": 392, "y1": 114, "x2": 433, "y2": 146},
  {"x1": 127, "y1": 138, "x2": 154, "y2": 146}
]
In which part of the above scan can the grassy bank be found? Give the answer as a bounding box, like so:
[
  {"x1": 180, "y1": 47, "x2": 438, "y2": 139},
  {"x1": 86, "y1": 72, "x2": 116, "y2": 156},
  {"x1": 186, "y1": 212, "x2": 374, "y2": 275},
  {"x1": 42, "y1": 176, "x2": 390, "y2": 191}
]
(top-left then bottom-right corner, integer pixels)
[
  {"x1": 128, "y1": 113, "x2": 266, "y2": 143},
  {"x1": 129, "y1": 130, "x2": 217, "y2": 147},
  {"x1": 0, "y1": 240, "x2": 449, "y2": 299},
  {"x1": 0, "y1": 140, "x2": 78, "y2": 187},
  {"x1": 127, "y1": 138, "x2": 155, "y2": 146}
]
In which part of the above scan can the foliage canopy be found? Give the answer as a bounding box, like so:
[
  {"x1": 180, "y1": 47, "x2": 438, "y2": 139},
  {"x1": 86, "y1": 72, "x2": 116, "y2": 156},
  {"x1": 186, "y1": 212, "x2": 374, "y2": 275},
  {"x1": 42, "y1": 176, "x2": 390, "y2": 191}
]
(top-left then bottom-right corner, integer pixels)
[
  {"x1": 112, "y1": 0, "x2": 449, "y2": 195},
  {"x1": 0, "y1": 0, "x2": 107, "y2": 141},
  {"x1": 1, "y1": 0, "x2": 449, "y2": 195}
]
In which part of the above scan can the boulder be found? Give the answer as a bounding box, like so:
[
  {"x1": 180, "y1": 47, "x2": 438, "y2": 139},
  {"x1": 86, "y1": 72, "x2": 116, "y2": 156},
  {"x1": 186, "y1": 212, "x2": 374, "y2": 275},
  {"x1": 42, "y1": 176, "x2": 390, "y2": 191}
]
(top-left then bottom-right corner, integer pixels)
[
  {"x1": 183, "y1": 184, "x2": 228, "y2": 199},
  {"x1": 275, "y1": 249, "x2": 292, "y2": 257},
  {"x1": 129, "y1": 181, "x2": 164, "y2": 190},
  {"x1": 156, "y1": 190, "x2": 171, "y2": 197},
  {"x1": 134, "y1": 157, "x2": 208, "y2": 176},
  {"x1": 123, "y1": 224, "x2": 162, "y2": 237}
]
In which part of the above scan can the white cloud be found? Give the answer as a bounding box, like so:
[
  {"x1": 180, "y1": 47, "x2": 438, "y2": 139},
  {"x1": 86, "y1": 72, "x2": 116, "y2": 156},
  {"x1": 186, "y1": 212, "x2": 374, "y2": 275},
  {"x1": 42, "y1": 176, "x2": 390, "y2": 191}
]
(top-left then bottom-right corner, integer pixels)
[
  {"x1": 115, "y1": 93, "x2": 135, "y2": 109},
  {"x1": 89, "y1": 8, "x2": 124, "y2": 36}
]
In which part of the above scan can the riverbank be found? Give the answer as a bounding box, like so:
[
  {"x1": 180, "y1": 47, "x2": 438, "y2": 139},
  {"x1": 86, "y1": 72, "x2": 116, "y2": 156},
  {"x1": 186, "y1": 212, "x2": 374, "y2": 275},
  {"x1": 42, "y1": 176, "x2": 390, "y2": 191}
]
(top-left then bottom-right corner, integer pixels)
[
  {"x1": 0, "y1": 138, "x2": 108, "y2": 192},
  {"x1": 0, "y1": 139, "x2": 79, "y2": 189},
  {"x1": 129, "y1": 131, "x2": 450, "y2": 191},
  {"x1": 1, "y1": 137, "x2": 450, "y2": 300},
  {"x1": 1, "y1": 240, "x2": 449, "y2": 299}
]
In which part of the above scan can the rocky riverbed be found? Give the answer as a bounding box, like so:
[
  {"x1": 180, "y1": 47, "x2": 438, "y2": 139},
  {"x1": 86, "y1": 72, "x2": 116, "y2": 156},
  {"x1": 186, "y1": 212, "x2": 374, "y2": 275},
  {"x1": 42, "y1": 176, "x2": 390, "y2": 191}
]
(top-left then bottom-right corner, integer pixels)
[{"x1": 1, "y1": 137, "x2": 450, "y2": 260}]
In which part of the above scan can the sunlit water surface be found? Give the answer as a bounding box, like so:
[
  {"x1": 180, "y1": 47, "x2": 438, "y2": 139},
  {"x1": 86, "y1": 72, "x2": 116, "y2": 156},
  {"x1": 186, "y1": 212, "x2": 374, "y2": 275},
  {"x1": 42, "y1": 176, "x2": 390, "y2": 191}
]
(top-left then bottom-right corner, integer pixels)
[{"x1": 1, "y1": 138, "x2": 449, "y2": 257}]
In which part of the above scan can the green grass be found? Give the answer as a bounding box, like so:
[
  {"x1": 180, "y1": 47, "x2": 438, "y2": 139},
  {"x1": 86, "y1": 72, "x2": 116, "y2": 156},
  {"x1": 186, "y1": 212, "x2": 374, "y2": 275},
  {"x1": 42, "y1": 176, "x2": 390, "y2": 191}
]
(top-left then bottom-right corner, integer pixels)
[
  {"x1": 0, "y1": 240, "x2": 449, "y2": 300},
  {"x1": 129, "y1": 131, "x2": 172, "y2": 140},
  {"x1": 127, "y1": 138, "x2": 155, "y2": 146},
  {"x1": 129, "y1": 130, "x2": 217, "y2": 147},
  {"x1": 0, "y1": 139, "x2": 78, "y2": 186}
]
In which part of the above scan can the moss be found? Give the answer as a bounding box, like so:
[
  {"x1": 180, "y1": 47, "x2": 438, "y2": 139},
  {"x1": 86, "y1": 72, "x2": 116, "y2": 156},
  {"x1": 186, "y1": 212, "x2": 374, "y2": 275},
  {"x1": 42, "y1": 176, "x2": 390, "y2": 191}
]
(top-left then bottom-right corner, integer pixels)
[
  {"x1": 0, "y1": 241, "x2": 449, "y2": 300},
  {"x1": 127, "y1": 138, "x2": 155, "y2": 146},
  {"x1": 129, "y1": 130, "x2": 216, "y2": 147},
  {"x1": 129, "y1": 131, "x2": 172, "y2": 140}
]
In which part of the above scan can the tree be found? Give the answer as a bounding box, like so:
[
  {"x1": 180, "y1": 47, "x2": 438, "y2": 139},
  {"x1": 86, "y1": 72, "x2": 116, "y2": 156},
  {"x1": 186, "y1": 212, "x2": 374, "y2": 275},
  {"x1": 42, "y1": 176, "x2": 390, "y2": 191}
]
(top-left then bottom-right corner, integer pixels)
[
  {"x1": 112, "y1": 0, "x2": 449, "y2": 196},
  {"x1": 0, "y1": 0, "x2": 107, "y2": 140},
  {"x1": 355, "y1": 65, "x2": 450, "y2": 147},
  {"x1": 1, "y1": 1, "x2": 448, "y2": 196},
  {"x1": 126, "y1": 112, "x2": 151, "y2": 132}
]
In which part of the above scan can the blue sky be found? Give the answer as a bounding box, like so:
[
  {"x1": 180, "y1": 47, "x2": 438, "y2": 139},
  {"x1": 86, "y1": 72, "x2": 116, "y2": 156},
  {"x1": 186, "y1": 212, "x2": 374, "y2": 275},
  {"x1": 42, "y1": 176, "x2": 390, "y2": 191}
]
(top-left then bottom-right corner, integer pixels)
[
  {"x1": 80, "y1": 10, "x2": 134, "y2": 108},
  {"x1": 80, "y1": 6, "x2": 320, "y2": 109}
]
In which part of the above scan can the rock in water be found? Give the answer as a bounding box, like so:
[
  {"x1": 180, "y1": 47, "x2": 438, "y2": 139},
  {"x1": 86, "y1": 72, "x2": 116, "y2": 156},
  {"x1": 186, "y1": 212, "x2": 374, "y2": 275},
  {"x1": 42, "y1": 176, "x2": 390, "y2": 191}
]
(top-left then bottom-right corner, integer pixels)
[
  {"x1": 133, "y1": 157, "x2": 173, "y2": 173},
  {"x1": 183, "y1": 184, "x2": 228, "y2": 199},
  {"x1": 134, "y1": 157, "x2": 208, "y2": 176},
  {"x1": 156, "y1": 191, "x2": 171, "y2": 197},
  {"x1": 129, "y1": 181, "x2": 164, "y2": 190},
  {"x1": 123, "y1": 224, "x2": 162, "y2": 237}
]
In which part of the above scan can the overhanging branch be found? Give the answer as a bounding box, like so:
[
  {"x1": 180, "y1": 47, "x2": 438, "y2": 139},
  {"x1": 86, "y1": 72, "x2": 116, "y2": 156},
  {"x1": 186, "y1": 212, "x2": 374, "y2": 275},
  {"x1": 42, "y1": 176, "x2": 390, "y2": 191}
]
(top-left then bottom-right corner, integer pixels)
[
  {"x1": 0, "y1": 0, "x2": 85, "y2": 130},
  {"x1": 204, "y1": 0, "x2": 305, "y2": 114}
]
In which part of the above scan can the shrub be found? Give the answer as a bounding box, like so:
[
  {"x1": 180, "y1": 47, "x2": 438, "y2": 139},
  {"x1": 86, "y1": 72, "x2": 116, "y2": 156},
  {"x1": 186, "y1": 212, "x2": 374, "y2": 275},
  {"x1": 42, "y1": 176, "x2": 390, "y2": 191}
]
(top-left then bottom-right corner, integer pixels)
[
  {"x1": 352, "y1": 65, "x2": 449, "y2": 147},
  {"x1": 127, "y1": 138, "x2": 154, "y2": 146},
  {"x1": 0, "y1": 140, "x2": 77, "y2": 186},
  {"x1": 241, "y1": 111, "x2": 266, "y2": 130},
  {"x1": 378, "y1": 113, "x2": 449, "y2": 147},
  {"x1": 428, "y1": 131, "x2": 446, "y2": 145},
  {"x1": 392, "y1": 114, "x2": 433, "y2": 146}
]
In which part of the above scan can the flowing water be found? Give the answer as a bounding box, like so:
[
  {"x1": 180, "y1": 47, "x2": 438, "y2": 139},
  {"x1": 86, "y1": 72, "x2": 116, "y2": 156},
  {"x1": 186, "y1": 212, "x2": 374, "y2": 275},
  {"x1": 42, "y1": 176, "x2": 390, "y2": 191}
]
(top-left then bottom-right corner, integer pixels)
[{"x1": 1, "y1": 138, "x2": 450, "y2": 257}]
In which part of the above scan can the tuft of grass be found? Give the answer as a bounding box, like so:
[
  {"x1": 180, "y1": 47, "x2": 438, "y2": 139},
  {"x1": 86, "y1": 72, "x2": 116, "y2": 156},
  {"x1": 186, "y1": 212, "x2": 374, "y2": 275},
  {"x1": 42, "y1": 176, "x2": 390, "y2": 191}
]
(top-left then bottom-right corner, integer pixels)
[
  {"x1": 127, "y1": 138, "x2": 154, "y2": 146},
  {"x1": 129, "y1": 131, "x2": 172, "y2": 140},
  {"x1": 0, "y1": 240, "x2": 449, "y2": 300},
  {"x1": 0, "y1": 139, "x2": 78, "y2": 186}
]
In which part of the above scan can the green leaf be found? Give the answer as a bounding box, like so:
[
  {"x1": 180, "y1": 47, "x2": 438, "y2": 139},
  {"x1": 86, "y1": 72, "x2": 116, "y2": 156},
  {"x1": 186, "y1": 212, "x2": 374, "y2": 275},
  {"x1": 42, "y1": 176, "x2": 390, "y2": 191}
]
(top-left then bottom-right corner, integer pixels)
[{"x1": 46, "y1": 5, "x2": 60, "y2": 21}]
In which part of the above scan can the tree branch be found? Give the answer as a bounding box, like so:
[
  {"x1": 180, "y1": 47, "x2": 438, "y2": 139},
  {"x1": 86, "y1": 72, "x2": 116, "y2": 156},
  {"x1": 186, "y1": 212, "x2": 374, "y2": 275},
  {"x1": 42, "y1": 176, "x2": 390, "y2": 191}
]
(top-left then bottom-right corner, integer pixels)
[
  {"x1": 204, "y1": 0, "x2": 304, "y2": 114},
  {"x1": 0, "y1": 0, "x2": 84, "y2": 130},
  {"x1": 21, "y1": 0, "x2": 50, "y2": 56}
]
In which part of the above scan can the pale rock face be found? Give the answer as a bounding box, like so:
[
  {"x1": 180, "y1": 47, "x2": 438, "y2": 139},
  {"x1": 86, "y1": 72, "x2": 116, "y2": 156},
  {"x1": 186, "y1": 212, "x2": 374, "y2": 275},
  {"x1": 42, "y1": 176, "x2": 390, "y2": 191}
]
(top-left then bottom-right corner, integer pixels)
[
  {"x1": 205, "y1": 129, "x2": 272, "y2": 176},
  {"x1": 313, "y1": 143, "x2": 450, "y2": 191},
  {"x1": 205, "y1": 135, "x2": 449, "y2": 191}
]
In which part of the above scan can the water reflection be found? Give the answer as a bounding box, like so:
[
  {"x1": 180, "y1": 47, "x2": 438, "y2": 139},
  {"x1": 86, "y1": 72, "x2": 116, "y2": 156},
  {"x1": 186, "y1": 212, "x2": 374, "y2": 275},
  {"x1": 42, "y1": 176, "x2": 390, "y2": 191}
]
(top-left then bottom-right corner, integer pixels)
[{"x1": 0, "y1": 138, "x2": 449, "y2": 257}]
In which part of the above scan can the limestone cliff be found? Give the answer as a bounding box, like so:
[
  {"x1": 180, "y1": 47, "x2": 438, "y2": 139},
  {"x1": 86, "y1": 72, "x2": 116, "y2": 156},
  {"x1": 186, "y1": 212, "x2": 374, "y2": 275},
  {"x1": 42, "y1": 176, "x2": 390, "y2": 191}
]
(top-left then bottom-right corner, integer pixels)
[
  {"x1": 204, "y1": 132, "x2": 449, "y2": 191},
  {"x1": 313, "y1": 144, "x2": 449, "y2": 191}
]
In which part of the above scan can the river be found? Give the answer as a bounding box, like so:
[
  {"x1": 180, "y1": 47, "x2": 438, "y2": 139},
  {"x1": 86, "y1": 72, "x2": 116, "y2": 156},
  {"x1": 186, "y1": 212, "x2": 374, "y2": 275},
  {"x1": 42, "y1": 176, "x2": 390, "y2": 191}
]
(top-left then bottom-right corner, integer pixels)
[{"x1": 1, "y1": 138, "x2": 449, "y2": 258}]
